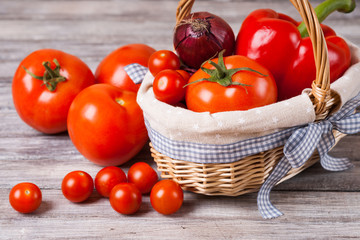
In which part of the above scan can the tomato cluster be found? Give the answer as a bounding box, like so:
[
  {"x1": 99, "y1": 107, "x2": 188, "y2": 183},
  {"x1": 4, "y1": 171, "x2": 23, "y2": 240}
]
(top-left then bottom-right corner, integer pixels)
[
  {"x1": 10, "y1": 44, "x2": 187, "y2": 217},
  {"x1": 147, "y1": 48, "x2": 277, "y2": 113},
  {"x1": 60, "y1": 163, "x2": 183, "y2": 215},
  {"x1": 12, "y1": 44, "x2": 156, "y2": 167},
  {"x1": 148, "y1": 50, "x2": 190, "y2": 106},
  {"x1": 9, "y1": 163, "x2": 183, "y2": 215}
]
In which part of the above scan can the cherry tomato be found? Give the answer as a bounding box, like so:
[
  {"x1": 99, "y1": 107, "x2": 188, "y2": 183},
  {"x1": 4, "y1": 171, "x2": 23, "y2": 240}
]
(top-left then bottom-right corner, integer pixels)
[
  {"x1": 61, "y1": 171, "x2": 94, "y2": 203},
  {"x1": 128, "y1": 162, "x2": 158, "y2": 194},
  {"x1": 67, "y1": 84, "x2": 148, "y2": 166},
  {"x1": 153, "y1": 70, "x2": 187, "y2": 105},
  {"x1": 12, "y1": 49, "x2": 95, "y2": 134},
  {"x1": 109, "y1": 183, "x2": 142, "y2": 215},
  {"x1": 9, "y1": 182, "x2": 42, "y2": 213},
  {"x1": 150, "y1": 179, "x2": 183, "y2": 215},
  {"x1": 176, "y1": 70, "x2": 191, "y2": 83},
  {"x1": 95, "y1": 44, "x2": 156, "y2": 92},
  {"x1": 148, "y1": 50, "x2": 181, "y2": 77},
  {"x1": 186, "y1": 54, "x2": 277, "y2": 113},
  {"x1": 95, "y1": 166, "x2": 127, "y2": 197}
]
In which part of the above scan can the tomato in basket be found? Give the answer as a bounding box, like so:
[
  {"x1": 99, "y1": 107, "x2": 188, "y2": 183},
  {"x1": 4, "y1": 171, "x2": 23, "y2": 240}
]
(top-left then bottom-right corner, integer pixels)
[
  {"x1": 148, "y1": 50, "x2": 181, "y2": 77},
  {"x1": 153, "y1": 69, "x2": 188, "y2": 105},
  {"x1": 185, "y1": 50, "x2": 277, "y2": 113}
]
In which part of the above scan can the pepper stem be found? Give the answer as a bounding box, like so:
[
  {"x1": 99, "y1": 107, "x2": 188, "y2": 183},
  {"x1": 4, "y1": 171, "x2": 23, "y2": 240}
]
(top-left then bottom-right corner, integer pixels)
[
  {"x1": 22, "y1": 59, "x2": 66, "y2": 92},
  {"x1": 298, "y1": 0, "x2": 356, "y2": 38}
]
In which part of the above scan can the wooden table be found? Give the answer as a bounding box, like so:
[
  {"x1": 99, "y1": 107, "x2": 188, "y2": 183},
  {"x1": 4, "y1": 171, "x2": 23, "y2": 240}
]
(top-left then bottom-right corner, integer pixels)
[{"x1": 1, "y1": 0, "x2": 360, "y2": 239}]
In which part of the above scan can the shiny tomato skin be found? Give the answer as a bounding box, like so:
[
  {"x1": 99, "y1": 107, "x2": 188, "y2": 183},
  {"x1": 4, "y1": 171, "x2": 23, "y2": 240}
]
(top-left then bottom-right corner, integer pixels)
[
  {"x1": 185, "y1": 55, "x2": 277, "y2": 113},
  {"x1": 67, "y1": 84, "x2": 148, "y2": 166},
  {"x1": 176, "y1": 70, "x2": 191, "y2": 83},
  {"x1": 128, "y1": 162, "x2": 158, "y2": 194},
  {"x1": 12, "y1": 49, "x2": 95, "y2": 134},
  {"x1": 148, "y1": 50, "x2": 181, "y2": 77},
  {"x1": 109, "y1": 183, "x2": 142, "y2": 215},
  {"x1": 9, "y1": 182, "x2": 42, "y2": 213},
  {"x1": 150, "y1": 179, "x2": 183, "y2": 215},
  {"x1": 61, "y1": 171, "x2": 94, "y2": 203},
  {"x1": 95, "y1": 166, "x2": 127, "y2": 197},
  {"x1": 153, "y1": 70, "x2": 187, "y2": 105},
  {"x1": 95, "y1": 44, "x2": 156, "y2": 92}
]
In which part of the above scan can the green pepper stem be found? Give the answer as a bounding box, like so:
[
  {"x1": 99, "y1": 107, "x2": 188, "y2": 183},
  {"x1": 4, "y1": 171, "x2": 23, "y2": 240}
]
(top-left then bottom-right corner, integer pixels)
[{"x1": 298, "y1": 0, "x2": 356, "y2": 38}]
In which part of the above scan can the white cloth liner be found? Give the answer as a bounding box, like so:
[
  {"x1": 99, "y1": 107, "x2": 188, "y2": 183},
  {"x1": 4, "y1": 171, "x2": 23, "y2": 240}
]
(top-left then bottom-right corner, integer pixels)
[{"x1": 137, "y1": 39, "x2": 360, "y2": 145}]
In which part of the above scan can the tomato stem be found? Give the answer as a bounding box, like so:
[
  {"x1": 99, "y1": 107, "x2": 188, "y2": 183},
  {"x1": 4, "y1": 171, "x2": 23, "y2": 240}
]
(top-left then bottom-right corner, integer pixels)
[
  {"x1": 298, "y1": 0, "x2": 356, "y2": 38},
  {"x1": 22, "y1": 59, "x2": 66, "y2": 92},
  {"x1": 184, "y1": 50, "x2": 265, "y2": 90}
]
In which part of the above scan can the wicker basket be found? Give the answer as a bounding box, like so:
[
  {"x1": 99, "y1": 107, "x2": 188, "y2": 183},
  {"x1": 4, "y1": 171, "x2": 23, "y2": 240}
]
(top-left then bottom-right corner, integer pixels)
[{"x1": 149, "y1": 0, "x2": 345, "y2": 196}]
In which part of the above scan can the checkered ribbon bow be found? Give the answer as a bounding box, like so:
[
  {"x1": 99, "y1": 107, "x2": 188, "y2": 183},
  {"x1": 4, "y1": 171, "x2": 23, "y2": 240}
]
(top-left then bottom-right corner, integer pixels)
[{"x1": 258, "y1": 94, "x2": 360, "y2": 219}]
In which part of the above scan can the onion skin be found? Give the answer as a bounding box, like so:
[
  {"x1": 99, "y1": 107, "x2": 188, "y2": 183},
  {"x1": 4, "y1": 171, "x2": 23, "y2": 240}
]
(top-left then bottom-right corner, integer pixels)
[{"x1": 173, "y1": 12, "x2": 235, "y2": 70}]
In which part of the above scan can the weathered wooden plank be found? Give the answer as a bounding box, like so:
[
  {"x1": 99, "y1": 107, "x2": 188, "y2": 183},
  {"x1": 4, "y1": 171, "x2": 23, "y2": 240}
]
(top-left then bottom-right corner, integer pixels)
[{"x1": 1, "y1": 189, "x2": 360, "y2": 239}]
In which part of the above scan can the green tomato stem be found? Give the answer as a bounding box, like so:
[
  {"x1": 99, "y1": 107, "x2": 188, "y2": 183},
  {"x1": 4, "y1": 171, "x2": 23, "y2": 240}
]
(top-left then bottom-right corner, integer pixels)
[{"x1": 22, "y1": 59, "x2": 66, "y2": 92}]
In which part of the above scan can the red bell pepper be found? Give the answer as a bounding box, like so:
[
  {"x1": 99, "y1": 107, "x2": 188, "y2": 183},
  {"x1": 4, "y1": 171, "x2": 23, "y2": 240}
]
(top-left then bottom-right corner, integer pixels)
[{"x1": 235, "y1": 0, "x2": 355, "y2": 101}]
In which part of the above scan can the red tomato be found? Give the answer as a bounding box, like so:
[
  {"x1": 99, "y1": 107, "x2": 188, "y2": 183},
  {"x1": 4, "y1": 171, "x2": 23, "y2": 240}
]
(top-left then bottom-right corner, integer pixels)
[
  {"x1": 12, "y1": 49, "x2": 95, "y2": 134},
  {"x1": 176, "y1": 70, "x2": 191, "y2": 83},
  {"x1": 148, "y1": 50, "x2": 181, "y2": 77},
  {"x1": 150, "y1": 179, "x2": 183, "y2": 215},
  {"x1": 61, "y1": 171, "x2": 94, "y2": 203},
  {"x1": 67, "y1": 84, "x2": 148, "y2": 166},
  {"x1": 95, "y1": 166, "x2": 127, "y2": 197},
  {"x1": 153, "y1": 70, "x2": 187, "y2": 105},
  {"x1": 109, "y1": 183, "x2": 142, "y2": 215},
  {"x1": 186, "y1": 54, "x2": 277, "y2": 113},
  {"x1": 128, "y1": 162, "x2": 158, "y2": 194},
  {"x1": 9, "y1": 182, "x2": 42, "y2": 213},
  {"x1": 95, "y1": 44, "x2": 156, "y2": 92}
]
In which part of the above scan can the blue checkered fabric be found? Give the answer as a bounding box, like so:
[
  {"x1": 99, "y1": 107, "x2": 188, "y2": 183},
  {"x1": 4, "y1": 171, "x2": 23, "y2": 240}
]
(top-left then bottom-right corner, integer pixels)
[
  {"x1": 124, "y1": 63, "x2": 148, "y2": 84},
  {"x1": 126, "y1": 62, "x2": 360, "y2": 219},
  {"x1": 145, "y1": 119, "x2": 298, "y2": 164},
  {"x1": 258, "y1": 93, "x2": 360, "y2": 219}
]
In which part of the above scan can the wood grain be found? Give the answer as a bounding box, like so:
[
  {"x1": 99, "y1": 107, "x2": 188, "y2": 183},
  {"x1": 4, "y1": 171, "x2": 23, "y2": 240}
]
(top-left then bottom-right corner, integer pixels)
[{"x1": 1, "y1": 0, "x2": 360, "y2": 239}]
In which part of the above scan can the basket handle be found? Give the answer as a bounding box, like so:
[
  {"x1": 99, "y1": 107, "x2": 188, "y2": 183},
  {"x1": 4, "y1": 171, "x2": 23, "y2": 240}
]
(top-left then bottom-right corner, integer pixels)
[{"x1": 175, "y1": 0, "x2": 332, "y2": 117}]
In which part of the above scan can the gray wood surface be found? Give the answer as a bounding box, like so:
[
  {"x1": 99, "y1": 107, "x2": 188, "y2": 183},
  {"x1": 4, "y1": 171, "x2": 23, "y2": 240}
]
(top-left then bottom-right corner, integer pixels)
[{"x1": 1, "y1": 0, "x2": 360, "y2": 239}]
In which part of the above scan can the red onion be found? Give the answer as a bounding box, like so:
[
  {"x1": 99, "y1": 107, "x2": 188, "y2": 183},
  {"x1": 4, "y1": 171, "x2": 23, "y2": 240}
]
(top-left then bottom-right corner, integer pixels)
[{"x1": 173, "y1": 12, "x2": 235, "y2": 70}]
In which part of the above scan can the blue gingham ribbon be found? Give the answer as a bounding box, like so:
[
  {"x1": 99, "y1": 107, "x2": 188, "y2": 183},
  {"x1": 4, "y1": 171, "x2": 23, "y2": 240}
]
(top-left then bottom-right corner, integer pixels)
[
  {"x1": 258, "y1": 93, "x2": 360, "y2": 219},
  {"x1": 124, "y1": 63, "x2": 148, "y2": 84},
  {"x1": 126, "y1": 63, "x2": 360, "y2": 219},
  {"x1": 145, "y1": 119, "x2": 297, "y2": 164}
]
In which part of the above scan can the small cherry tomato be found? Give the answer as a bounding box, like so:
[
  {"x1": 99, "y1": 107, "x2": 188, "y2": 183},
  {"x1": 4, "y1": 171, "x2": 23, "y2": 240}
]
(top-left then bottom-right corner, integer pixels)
[
  {"x1": 95, "y1": 166, "x2": 127, "y2": 197},
  {"x1": 150, "y1": 179, "x2": 183, "y2": 215},
  {"x1": 148, "y1": 50, "x2": 181, "y2": 77},
  {"x1": 176, "y1": 70, "x2": 191, "y2": 83},
  {"x1": 128, "y1": 162, "x2": 158, "y2": 194},
  {"x1": 61, "y1": 171, "x2": 94, "y2": 203},
  {"x1": 109, "y1": 183, "x2": 142, "y2": 215},
  {"x1": 9, "y1": 182, "x2": 42, "y2": 213},
  {"x1": 153, "y1": 70, "x2": 187, "y2": 105}
]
